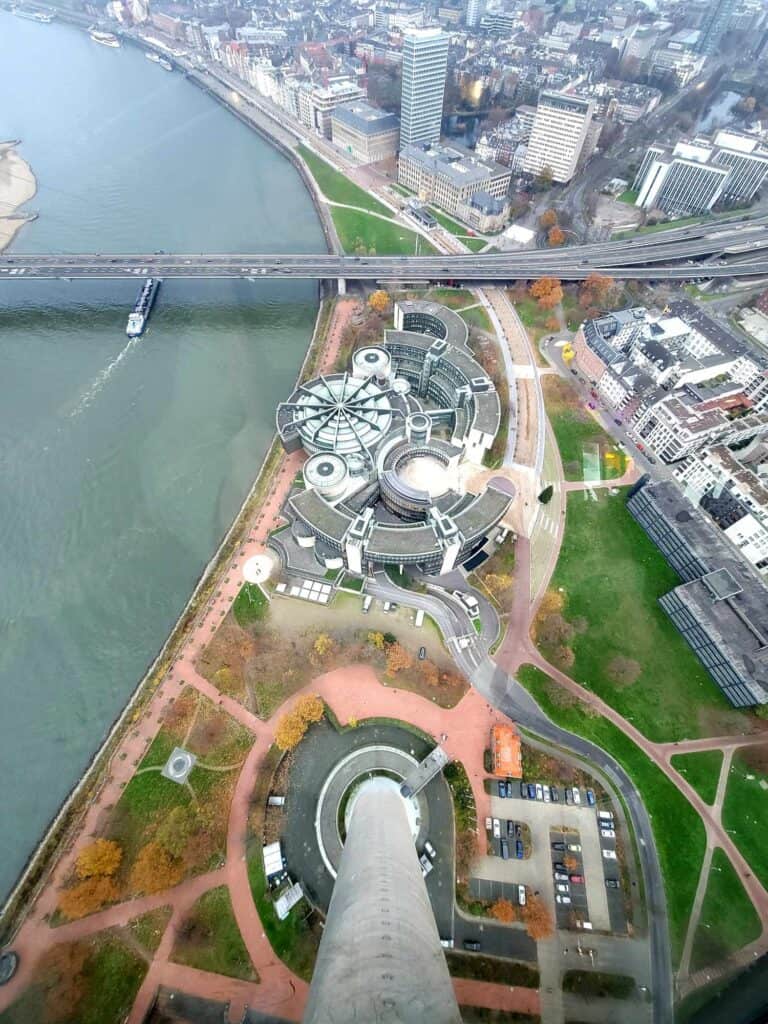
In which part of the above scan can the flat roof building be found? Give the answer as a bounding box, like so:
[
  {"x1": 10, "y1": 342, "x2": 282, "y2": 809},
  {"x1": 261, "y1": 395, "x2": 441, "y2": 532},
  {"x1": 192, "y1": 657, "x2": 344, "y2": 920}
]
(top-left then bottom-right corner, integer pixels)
[
  {"x1": 522, "y1": 91, "x2": 595, "y2": 184},
  {"x1": 331, "y1": 101, "x2": 400, "y2": 164},
  {"x1": 491, "y1": 724, "x2": 522, "y2": 778},
  {"x1": 398, "y1": 142, "x2": 512, "y2": 219},
  {"x1": 400, "y1": 28, "x2": 449, "y2": 148}
]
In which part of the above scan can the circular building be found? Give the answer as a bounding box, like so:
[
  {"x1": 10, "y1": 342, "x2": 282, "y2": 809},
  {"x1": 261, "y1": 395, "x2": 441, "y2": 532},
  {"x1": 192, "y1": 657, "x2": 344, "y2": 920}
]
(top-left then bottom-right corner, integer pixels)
[
  {"x1": 352, "y1": 346, "x2": 391, "y2": 381},
  {"x1": 277, "y1": 373, "x2": 393, "y2": 456},
  {"x1": 304, "y1": 452, "x2": 349, "y2": 501}
]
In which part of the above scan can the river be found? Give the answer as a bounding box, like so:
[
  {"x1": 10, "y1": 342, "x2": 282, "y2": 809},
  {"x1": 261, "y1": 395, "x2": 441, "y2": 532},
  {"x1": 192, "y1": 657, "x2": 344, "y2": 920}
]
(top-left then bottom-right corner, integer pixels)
[{"x1": 0, "y1": 14, "x2": 325, "y2": 901}]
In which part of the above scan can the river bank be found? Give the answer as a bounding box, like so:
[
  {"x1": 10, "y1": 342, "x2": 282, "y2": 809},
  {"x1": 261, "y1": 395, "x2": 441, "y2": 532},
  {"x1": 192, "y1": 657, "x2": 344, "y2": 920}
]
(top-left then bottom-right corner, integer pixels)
[{"x1": 0, "y1": 140, "x2": 37, "y2": 251}]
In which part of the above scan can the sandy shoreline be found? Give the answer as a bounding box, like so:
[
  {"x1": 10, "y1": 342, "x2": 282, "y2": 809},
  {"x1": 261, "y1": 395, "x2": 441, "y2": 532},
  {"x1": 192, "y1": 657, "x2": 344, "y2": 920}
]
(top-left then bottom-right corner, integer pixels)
[{"x1": 0, "y1": 140, "x2": 38, "y2": 251}]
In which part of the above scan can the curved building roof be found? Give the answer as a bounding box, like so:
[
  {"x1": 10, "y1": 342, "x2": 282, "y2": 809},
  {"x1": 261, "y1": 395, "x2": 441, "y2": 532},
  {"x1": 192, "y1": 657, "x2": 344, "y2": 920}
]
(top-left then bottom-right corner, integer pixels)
[{"x1": 277, "y1": 373, "x2": 393, "y2": 456}]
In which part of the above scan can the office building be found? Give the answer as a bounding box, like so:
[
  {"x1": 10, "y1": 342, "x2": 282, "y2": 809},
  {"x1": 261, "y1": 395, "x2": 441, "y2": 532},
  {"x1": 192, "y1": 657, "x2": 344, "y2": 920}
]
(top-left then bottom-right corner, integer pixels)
[
  {"x1": 331, "y1": 102, "x2": 400, "y2": 163},
  {"x1": 298, "y1": 80, "x2": 367, "y2": 139},
  {"x1": 400, "y1": 29, "x2": 449, "y2": 147},
  {"x1": 698, "y1": 0, "x2": 736, "y2": 55},
  {"x1": 522, "y1": 92, "x2": 595, "y2": 183},
  {"x1": 304, "y1": 779, "x2": 461, "y2": 1023},
  {"x1": 633, "y1": 133, "x2": 768, "y2": 216},
  {"x1": 628, "y1": 480, "x2": 768, "y2": 708},
  {"x1": 465, "y1": 0, "x2": 485, "y2": 28},
  {"x1": 649, "y1": 31, "x2": 705, "y2": 86},
  {"x1": 398, "y1": 142, "x2": 511, "y2": 219}
]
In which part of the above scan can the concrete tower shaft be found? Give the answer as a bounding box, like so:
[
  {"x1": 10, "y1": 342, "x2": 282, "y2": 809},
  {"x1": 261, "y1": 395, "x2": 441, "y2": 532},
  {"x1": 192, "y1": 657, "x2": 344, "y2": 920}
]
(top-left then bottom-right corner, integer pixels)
[{"x1": 303, "y1": 779, "x2": 461, "y2": 1023}]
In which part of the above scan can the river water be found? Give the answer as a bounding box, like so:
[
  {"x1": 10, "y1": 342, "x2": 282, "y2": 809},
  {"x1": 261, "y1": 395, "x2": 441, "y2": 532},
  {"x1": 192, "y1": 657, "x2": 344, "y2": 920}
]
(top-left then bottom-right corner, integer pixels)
[{"x1": 0, "y1": 14, "x2": 325, "y2": 900}]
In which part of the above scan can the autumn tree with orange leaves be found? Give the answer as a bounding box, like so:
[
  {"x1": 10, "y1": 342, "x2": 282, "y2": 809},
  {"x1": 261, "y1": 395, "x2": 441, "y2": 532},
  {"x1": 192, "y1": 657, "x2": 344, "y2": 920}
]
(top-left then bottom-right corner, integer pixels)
[
  {"x1": 528, "y1": 277, "x2": 563, "y2": 310},
  {"x1": 539, "y1": 208, "x2": 558, "y2": 229},
  {"x1": 579, "y1": 273, "x2": 617, "y2": 310},
  {"x1": 386, "y1": 642, "x2": 414, "y2": 676},
  {"x1": 274, "y1": 694, "x2": 325, "y2": 751},
  {"x1": 521, "y1": 893, "x2": 554, "y2": 940},
  {"x1": 129, "y1": 842, "x2": 184, "y2": 895},
  {"x1": 58, "y1": 876, "x2": 119, "y2": 920},
  {"x1": 368, "y1": 290, "x2": 391, "y2": 314},
  {"x1": 548, "y1": 226, "x2": 566, "y2": 247},
  {"x1": 491, "y1": 898, "x2": 518, "y2": 923},
  {"x1": 75, "y1": 839, "x2": 123, "y2": 880}
]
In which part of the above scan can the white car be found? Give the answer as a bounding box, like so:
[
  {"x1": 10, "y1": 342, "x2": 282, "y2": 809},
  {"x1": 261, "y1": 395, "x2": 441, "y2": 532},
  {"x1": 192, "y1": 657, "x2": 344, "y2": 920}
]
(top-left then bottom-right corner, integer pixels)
[
  {"x1": 600, "y1": 829, "x2": 616, "y2": 839},
  {"x1": 554, "y1": 872, "x2": 569, "y2": 882},
  {"x1": 493, "y1": 818, "x2": 501, "y2": 839},
  {"x1": 603, "y1": 849, "x2": 617, "y2": 861},
  {"x1": 556, "y1": 894, "x2": 572, "y2": 904},
  {"x1": 572, "y1": 787, "x2": 581, "y2": 806},
  {"x1": 420, "y1": 853, "x2": 433, "y2": 876},
  {"x1": 598, "y1": 810, "x2": 614, "y2": 821},
  {"x1": 424, "y1": 840, "x2": 436, "y2": 859},
  {"x1": 535, "y1": 784, "x2": 544, "y2": 801},
  {"x1": 518, "y1": 884, "x2": 527, "y2": 906},
  {"x1": 567, "y1": 843, "x2": 582, "y2": 853},
  {"x1": 556, "y1": 883, "x2": 570, "y2": 893},
  {"x1": 485, "y1": 816, "x2": 493, "y2": 832},
  {"x1": 543, "y1": 785, "x2": 551, "y2": 803}
]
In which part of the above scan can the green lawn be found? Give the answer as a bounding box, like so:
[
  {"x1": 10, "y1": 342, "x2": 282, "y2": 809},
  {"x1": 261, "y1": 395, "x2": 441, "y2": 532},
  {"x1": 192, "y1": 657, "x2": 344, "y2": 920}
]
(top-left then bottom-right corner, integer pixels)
[
  {"x1": 171, "y1": 886, "x2": 257, "y2": 981},
  {"x1": 460, "y1": 305, "x2": 493, "y2": 332},
  {"x1": 539, "y1": 489, "x2": 743, "y2": 742},
  {"x1": 721, "y1": 750, "x2": 768, "y2": 889},
  {"x1": 0, "y1": 935, "x2": 147, "y2": 1024},
  {"x1": 618, "y1": 189, "x2": 639, "y2": 205},
  {"x1": 543, "y1": 377, "x2": 627, "y2": 481},
  {"x1": 298, "y1": 145, "x2": 392, "y2": 217},
  {"x1": 233, "y1": 582, "x2": 268, "y2": 627},
  {"x1": 517, "y1": 664, "x2": 706, "y2": 965},
  {"x1": 331, "y1": 206, "x2": 438, "y2": 255},
  {"x1": 127, "y1": 906, "x2": 172, "y2": 954},
  {"x1": 426, "y1": 286, "x2": 476, "y2": 308},
  {"x1": 690, "y1": 848, "x2": 762, "y2": 972},
  {"x1": 670, "y1": 751, "x2": 724, "y2": 805},
  {"x1": 427, "y1": 206, "x2": 488, "y2": 251}
]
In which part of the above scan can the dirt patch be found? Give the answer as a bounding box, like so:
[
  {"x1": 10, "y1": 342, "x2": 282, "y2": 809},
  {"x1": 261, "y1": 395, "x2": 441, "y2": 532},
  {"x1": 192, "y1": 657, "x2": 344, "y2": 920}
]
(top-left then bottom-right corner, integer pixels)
[
  {"x1": 737, "y1": 742, "x2": 768, "y2": 773},
  {"x1": 696, "y1": 704, "x2": 768, "y2": 741}
]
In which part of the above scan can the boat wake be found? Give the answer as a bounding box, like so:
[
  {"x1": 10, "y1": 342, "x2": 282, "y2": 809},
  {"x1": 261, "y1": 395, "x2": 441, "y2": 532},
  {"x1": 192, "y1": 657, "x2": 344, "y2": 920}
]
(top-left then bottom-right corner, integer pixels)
[{"x1": 69, "y1": 334, "x2": 139, "y2": 417}]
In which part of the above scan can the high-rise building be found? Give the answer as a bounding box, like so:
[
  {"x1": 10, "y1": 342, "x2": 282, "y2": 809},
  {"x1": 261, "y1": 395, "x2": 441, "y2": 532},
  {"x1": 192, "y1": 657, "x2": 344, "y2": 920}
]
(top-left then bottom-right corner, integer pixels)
[
  {"x1": 522, "y1": 92, "x2": 595, "y2": 183},
  {"x1": 400, "y1": 28, "x2": 449, "y2": 148},
  {"x1": 698, "y1": 0, "x2": 736, "y2": 55},
  {"x1": 465, "y1": 0, "x2": 485, "y2": 29},
  {"x1": 304, "y1": 779, "x2": 462, "y2": 1023}
]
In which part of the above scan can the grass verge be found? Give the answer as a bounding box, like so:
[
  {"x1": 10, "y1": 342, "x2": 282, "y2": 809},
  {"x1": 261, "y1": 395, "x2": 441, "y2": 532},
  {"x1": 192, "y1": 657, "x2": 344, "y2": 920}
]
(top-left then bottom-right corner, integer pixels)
[
  {"x1": 233, "y1": 582, "x2": 268, "y2": 627},
  {"x1": 330, "y1": 206, "x2": 438, "y2": 255},
  {"x1": 446, "y1": 951, "x2": 539, "y2": 986},
  {"x1": 670, "y1": 751, "x2": 723, "y2": 805},
  {"x1": 721, "y1": 749, "x2": 768, "y2": 889},
  {"x1": 171, "y1": 885, "x2": 257, "y2": 981},
  {"x1": 298, "y1": 145, "x2": 391, "y2": 216},
  {"x1": 690, "y1": 848, "x2": 761, "y2": 972}
]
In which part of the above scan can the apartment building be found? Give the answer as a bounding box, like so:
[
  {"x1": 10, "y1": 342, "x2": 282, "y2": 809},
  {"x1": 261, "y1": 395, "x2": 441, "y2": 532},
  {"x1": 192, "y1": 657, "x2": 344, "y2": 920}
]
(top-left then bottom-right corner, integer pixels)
[
  {"x1": 298, "y1": 79, "x2": 367, "y2": 139},
  {"x1": 522, "y1": 91, "x2": 595, "y2": 183}
]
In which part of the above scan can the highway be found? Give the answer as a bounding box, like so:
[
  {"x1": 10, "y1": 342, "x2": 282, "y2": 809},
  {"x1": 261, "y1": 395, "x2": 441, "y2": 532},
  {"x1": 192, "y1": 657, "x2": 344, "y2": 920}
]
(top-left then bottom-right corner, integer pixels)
[{"x1": 0, "y1": 214, "x2": 767, "y2": 282}]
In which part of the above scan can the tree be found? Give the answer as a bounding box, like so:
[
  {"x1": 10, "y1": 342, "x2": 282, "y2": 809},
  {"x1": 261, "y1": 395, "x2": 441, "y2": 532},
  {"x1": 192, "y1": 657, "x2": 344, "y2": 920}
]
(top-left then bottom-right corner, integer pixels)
[
  {"x1": 538, "y1": 484, "x2": 554, "y2": 505},
  {"x1": 534, "y1": 165, "x2": 554, "y2": 190},
  {"x1": 155, "y1": 805, "x2": 197, "y2": 859},
  {"x1": 419, "y1": 660, "x2": 440, "y2": 687},
  {"x1": 564, "y1": 854, "x2": 580, "y2": 872},
  {"x1": 545, "y1": 316, "x2": 560, "y2": 331},
  {"x1": 130, "y1": 842, "x2": 184, "y2": 895},
  {"x1": 528, "y1": 277, "x2": 563, "y2": 310},
  {"x1": 483, "y1": 572, "x2": 513, "y2": 595},
  {"x1": 490, "y1": 898, "x2": 518, "y2": 923},
  {"x1": 521, "y1": 894, "x2": 554, "y2": 940},
  {"x1": 539, "y1": 208, "x2": 558, "y2": 229},
  {"x1": 548, "y1": 226, "x2": 566, "y2": 247},
  {"x1": 313, "y1": 633, "x2": 334, "y2": 659},
  {"x1": 75, "y1": 839, "x2": 123, "y2": 880},
  {"x1": 367, "y1": 631, "x2": 386, "y2": 650},
  {"x1": 368, "y1": 290, "x2": 390, "y2": 314},
  {"x1": 386, "y1": 642, "x2": 413, "y2": 675},
  {"x1": 579, "y1": 273, "x2": 617, "y2": 310},
  {"x1": 275, "y1": 695, "x2": 324, "y2": 750},
  {"x1": 58, "y1": 876, "x2": 119, "y2": 920}
]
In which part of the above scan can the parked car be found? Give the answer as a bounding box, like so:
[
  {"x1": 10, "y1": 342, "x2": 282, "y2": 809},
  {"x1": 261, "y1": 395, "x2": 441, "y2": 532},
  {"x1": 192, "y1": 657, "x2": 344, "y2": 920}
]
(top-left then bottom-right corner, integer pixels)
[
  {"x1": 603, "y1": 849, "x2": 617, "y2": 861},
  {"x1": 420, "y1": 853, "x2": 433, "y2": 877},
  {"x1": 507, "y1": 820, "x2": 515, "y2": 838},
  {"x1": 569, "y1": 874, "x2": 585, "y2": 884},
  {"x1": 637, "y1": 442, "x2": 645, "y2": 451},
  {"x1": 418, "y1": 646, "x2": 426, "y2": 660},
  {"x1": 552, "y1": 841, "x2": 566, "y2": 851},
  {"x1": 550, "y1": 786, "x2": 559, "y2": 803},
  {"x1": 543, "y1": 785, "x2": 551, "y2": 803},
  {"x1": 572, "y1": 787, "x2": 581, "y2": 806},
  {"x1": 515, "y1": 840, "x2": 524, "y2": 859},
  {"x1": 647, "y1": 456, "x2": 657, "y2": 464},
  {"x1": 518, "y1": 884, "x2": 526, "y2": 906},
  {"x1": 565, "y1": 788, "x2": 573, "y2": 804},
  {"x1": 614, "y1": 419, "x2": 622, "y2": 426},
  {"x1": 492, "y1": 818, "x2": 501, "y2": 839},
  {"x1": 605, "y1": 879, "x2": 620, "y2": 889},
  {"x1": 520, "y1": 782, "x2": 528, "y2": 799},
  {"x1": 463, "y1": 939, "x2": 481, "y2": 952},
  {"x1": 570, "y1": 368, "x2": 577, "y2": 375},
  {"x1": 598, "y1": 810, "x2": 614, "y2": 821},
  {"x1": 527, "y1": 783, "x2": 536, "y2": 800},
  {"x1": 556, "y1": 894, "x2": 572, "y2": 904},
  {"x1": 554, "y1": 862, "x2": 567, "y2": 873},
  {"x1": 497, "y1": 780, "x2": 507, "y2": 798},
  {"x1": 588, "y1": 401, "x2": 596, "y2": 409},
  {"x1": 485, "y1": 816, "x2": 492, "y2": 832},
  {"x1": 556, "y1": 883, "x2": 570, "y2": 894},
  {"x1": 500, "y1": 839, "x2": 510, "y2": 860},
  {"x1": 600, "y1": 828, "x2": 616, "y2": 839},
  {"x1": 424, "y1": 840, "x2": 436, "y2": 859},
  {"x1": 567, "y1": 843, "x2": 582, "y2": 853},
  {"x1": 586, "y1": 789, "x2": 596, "y2": 806},
  {"x1": 554, "y1": 872, "x2": 569, "y2": 882},
  {"x1": 535, "y1": 783, "x2": 544, "y2": 801}
]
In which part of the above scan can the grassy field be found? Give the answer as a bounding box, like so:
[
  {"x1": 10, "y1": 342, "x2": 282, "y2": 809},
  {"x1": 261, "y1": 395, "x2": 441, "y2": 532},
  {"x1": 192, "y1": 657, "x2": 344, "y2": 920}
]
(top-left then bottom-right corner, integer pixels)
[
  {"x1": 618, "y1": 189, "x2": 639, "y2": 205},
  {"x1": 427, "y1": 206, "x2": 487, "y2": 251},
  {"x1": 670, "y1": 751, "x2": 724, "y2": 805},
  {"x1": 721, "y1": 748, "x2": 768, "y2": 889},
  {"x1": 425, "y1": 286, "x2": 476, "y2": 308},
  {"x1": 298, "y1": 145, "x2": 391, "y2": 216},
  {"x1": 233, "y1": 582, "x2": 268, "y2": 627},
  {"x1": 517, "y1": 664, "x2": 706, "y2": 964},
  {"x1": 127, "y1": 906, "x2": 172, "y2": 955},
  {"x1": 537, "y1": 489, "x2": 745, "y2": 742},
  {"x1": 543, "y1": 376, "x2": 627, "y2": 481},
  {"x1": 171, "y1": 886, "x2": 257, "y2": 981},
  {"x1": 330, "y1": 206, "x2": 438, "y2": 255},
  {"x1": 690, "y1": 848, "x2": 762, "y2": 972},
  {"x1": 460, "y1": 305, "x2": 493, "y2": 332},
  {"x1": 0, "y1": 934, "x2": 147, "y2": 1024}
]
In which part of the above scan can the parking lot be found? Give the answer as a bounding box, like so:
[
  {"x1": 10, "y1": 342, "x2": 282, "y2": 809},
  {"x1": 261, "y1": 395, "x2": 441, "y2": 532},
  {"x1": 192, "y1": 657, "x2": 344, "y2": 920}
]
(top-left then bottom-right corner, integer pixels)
[{"x1": 473, "y1": 786, "x2": 627, "y2": 934}]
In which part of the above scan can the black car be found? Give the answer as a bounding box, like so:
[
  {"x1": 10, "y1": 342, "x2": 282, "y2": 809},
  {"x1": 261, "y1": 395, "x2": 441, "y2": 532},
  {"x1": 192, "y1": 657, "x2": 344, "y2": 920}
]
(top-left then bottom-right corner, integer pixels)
[
  {"x1": 550, "y1": 786, "x2": 559, "y2": 803},
  {"x1": 605, "y1": 879, "x2": 620, "y2": 889},
  {"x1": 463, "y1": 939, "x2": 481, "y2": 952},
  {"x1": 497, "y1": 780, "x2": 507, "y2": 798},
  {"x1": 520, "y1": 781, "x2": 528, "y2": 799},
  {"x1": 551, "y1": 841, "x2": 566, "y2": 851},
  {"x1": 554, "y1": 862, "x2": 567, "y2": 873},
  {"x1": 570, "y1": 368, "x2": 577, "y2": 375},
  {"x1": 527, "y1": 783, "x2": 536, "y2": 799},
  {"x1": 418, "y1": 646, "x2": 426, "y2": 660},
  {"x1": 515, "y1": 823, "x2": 522, "y2": 838},
  {"x1": 507, "y1": 819, "x2": 515, "y2": 837},
  {"x1": 614, "y1": 419, "x2": 622, "y2": 426}
]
